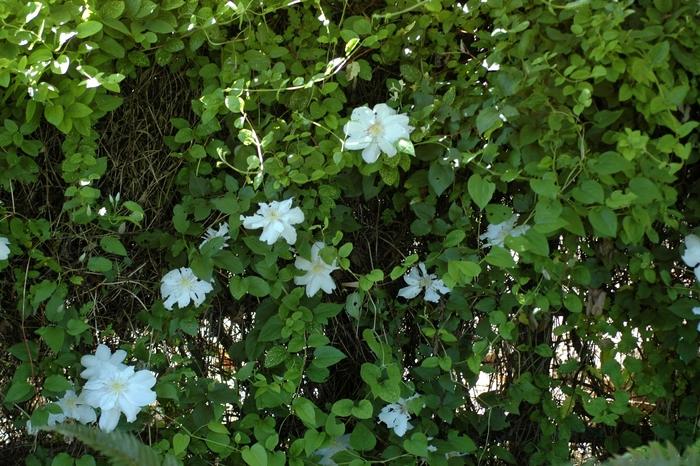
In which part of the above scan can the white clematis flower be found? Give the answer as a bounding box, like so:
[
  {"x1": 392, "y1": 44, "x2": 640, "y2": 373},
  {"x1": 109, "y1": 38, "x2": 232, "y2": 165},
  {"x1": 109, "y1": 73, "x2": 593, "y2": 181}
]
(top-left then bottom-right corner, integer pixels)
[
  {"x1": 25, "y1": 390, "x2": 96, "y2": 434},
  {"x1": 56, "y1": 390, "x2": 96, "y2": 424},
  {"x1": 294, "y1": 242, "x2": 339, "y2": 297},
  {"x1": 397, "y1": 262, "x2": 450, "y2": 303},
  {"x1": 0, "y1": 236, "x2": 10, "y2": 260},
  {"x1": 199, "y1": 222, "x2": 230, "y2": 250},
  {"x1": 378, "y1": 395, "x2": 420, "y2": 437},
  {"x1": 343, "y1": 103, "x2": 414, "y2": 163},
  {"x1": 80, "y1": 344, "x2": 128, "y2": 380},
  {"x1": 682, "y1": 234, "x2": 700, "y2": 268},
  {"x1": 160, "y1": 267, "x2": 214, "y2": 310},
  {"x1": 479, "y1": 214, "x2": 530, "y2": 248},
  {"x1": 314, "y1": 434, "x2": 351, "y2": 465},
  {"x1": 82, "y1": 365, "x2": 157, "y2": 432},
  {"x1": 241, "y1": 198, "x2": 305, "y2": 245}
]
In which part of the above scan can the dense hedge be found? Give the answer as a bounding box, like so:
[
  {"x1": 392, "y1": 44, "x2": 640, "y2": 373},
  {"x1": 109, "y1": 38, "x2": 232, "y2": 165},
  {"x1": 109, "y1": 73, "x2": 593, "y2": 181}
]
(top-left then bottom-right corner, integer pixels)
[{"x1": 1, "y1": 0, "x2": 699, "y2": 465}]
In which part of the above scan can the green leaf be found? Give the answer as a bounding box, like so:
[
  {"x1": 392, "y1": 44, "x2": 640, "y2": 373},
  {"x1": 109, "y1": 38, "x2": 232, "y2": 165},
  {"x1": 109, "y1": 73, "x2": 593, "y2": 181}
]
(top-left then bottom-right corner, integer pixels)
[
  {"x1": 589, "y1": 151, "x2": 632, "y2": 175},
  {"x1": 44, "y1": 104, "x2": 64, "y2": 127},
  {"x1": 629, "y1": 177, "x2": 661, "y2": 205},
  {"x1": 66, "y1": 319, "x2": 91, "y2": 336},
  {"x1": 485, "y1": 247, "x2": 516, "y2": 268},
  {"x1": 52, "y1": 452, "x2": 74, "y2": 466},
  {"x1": 76, "y1": 21, "x2": 104, "y2": 38},
  {"x1": 241, "y1": 444, "x2": 268, "y2": 466},
  {"x1": 101, "y1": 1, "x2": 126, "y2": 18},
  {"x1": 446, "y1": 261, "x2": 480, "y2": 287},
  {"x1": 38, "y1": 326, "x2": 65, "y2": 353},
  {"x1": 404, "y1": 432, "x2": 429, "y2": 457},
  {"x1": 476, "y1": 107, "x2": 503, "y2": 135},
  {"x1": 530, "y1": 176, "x2": 559, "y2": 199},
  {"x1": 172, "y1": 433, "x2": 190, "y2": 455},
  {"x1": 3, "y1": 380, "x2": 34, "y2": 404},
  {"x1": 332, "y1": 399, "x2": 353, "y2": 417},
  {"x1": 245, "y1": 276, "x2": 270, "y2": 297},
  {"x1": 44, "y1": 375, "x2": 73, "y2": 393},
  {"x1": 172, "y1": 205, "x2": 190, "y2": 233},
  {"x1": 428, "y1": 162, "x2": 454, "y2": 196},
  {"x1": 351, "y1": 400, "x2": 373, "y2": 419},
  {"x1": 31, "y1": 280, "x2": 57, "y2": 309},
  {"x1": 145, "y1": 19, "x2": 174, "y2": 34},
  {"x1": 264, "y1": 346, "x2": 287, "y2": 368},
  {"x1": 224, "y1": 95, "x2": 243, "y2": 113},
  {"x1": 648, "y1": 41, "x2": 669, "y2": 66},
  {"x1": 571, "y1": 179, "x2": 604, "y2": 205},
  {"x1": 190, "y1": 254, "x2": 213, "y2": 282},
  {"x1": 292, "y1": 397, "x2": 318, "y2": 427},
  {"x1": 313, "y1": 346, "x2": 347, "y2": 368},
  {"x1": 467, "y1": 173, "x2": 496, "y2": 209},
  {"x1": 87, "y1": 256, "x2": 113, "y2": 272},
  {"x1": 588, "y1": 207, "x2": 618, "y2": 237},
  {"x1": 350, "y1": 422, "x2": 376, "y2": 451},
  {"x1": 563, "y1": 294, "x2": 583, "y2": 313},
  {"x1": 67, "y1": 102, "x2": 92, "y2": 118},
  {"x1": 100, "y1": 236, "x2": 128, "y2": 256},
  {"x1": 75, "y1": 455, "x2": 96, "y2": 466},
  {"x1": 444, "y1": 229, "x2": 466, "y2": 247}
]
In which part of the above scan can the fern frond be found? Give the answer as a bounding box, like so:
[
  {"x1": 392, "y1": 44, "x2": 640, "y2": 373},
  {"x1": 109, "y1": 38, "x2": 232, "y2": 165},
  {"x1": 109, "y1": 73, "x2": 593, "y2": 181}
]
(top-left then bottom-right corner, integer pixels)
[{"x1": 45, "y1": 424, "x2": 163, "y2": 466}]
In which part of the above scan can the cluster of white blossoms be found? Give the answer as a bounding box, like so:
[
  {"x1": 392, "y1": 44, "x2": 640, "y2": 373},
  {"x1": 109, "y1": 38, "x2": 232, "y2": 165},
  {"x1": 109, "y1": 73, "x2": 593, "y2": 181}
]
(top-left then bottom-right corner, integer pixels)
[
  {"x1": 156, "y1": 102, "x2": 413, "y2": 306},
  {"x1": 682, "y1": 234, "x2": 700, "y2": 283},
  {"x1": 398, "y1": 262, "x2": 451, "y2": 303},
  {"x1": 160, "y1": 267, "x2": 214, "y2": 310},
  {"x1": 0, "y1": 236, "x2": 10, "y2": 261},
  {"x1": 80, "y1": 344, "x2": 157, "y2": 432},
  {"x1": 240, "y1": 198, "x2": 339, "y2": 297},
  {"x1": 241, "y1": 198, "x2": 305, "y2": 245},
  {"x1": 27, "y1": 345, "x2": 157, "y2": 434},
  {"x1": 479, "y1": 214, "x2": 530, "y2": 248},
  {"x1": 294, "y1": 242, "x2": 339, "y2": 297},
  {"x1": 377, "y1": 394, "x2": 421, "y2": 437},
  {"x1": 343, "y1": 103, "x2": 414, "y2": 164}
]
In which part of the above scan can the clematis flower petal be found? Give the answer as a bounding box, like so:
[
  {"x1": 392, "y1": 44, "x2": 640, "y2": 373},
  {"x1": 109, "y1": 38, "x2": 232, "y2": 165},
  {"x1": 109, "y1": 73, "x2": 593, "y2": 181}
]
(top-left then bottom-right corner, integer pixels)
[
  {"x1": 361, "y1": 144, "x2": 381, "y2": 163},
  {"x1": 98, "y1": 407, "x2": 121, "y2": 433},
  {"x1": 398, "y1": 284, "x2": 422, "y2": 299},
  {"x1": 0, "y1": 236, "x2": 10, "y2": 260}
]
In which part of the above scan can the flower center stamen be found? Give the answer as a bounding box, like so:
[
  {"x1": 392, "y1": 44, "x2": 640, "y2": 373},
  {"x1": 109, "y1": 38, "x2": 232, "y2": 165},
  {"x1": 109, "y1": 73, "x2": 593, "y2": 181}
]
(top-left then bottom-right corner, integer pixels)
[
  {"x1": 179, "y1": 277, "x2": 193, "y2": 288},
  {"x1": 368, "y1": 121, "x2": 383, "y2": 137},
  {"x1": 110, "y1": 380, "x2": 126, "y2": 394},
  {"x1": 311, "y1": 261, "x2": 325, "y2": 274}
]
